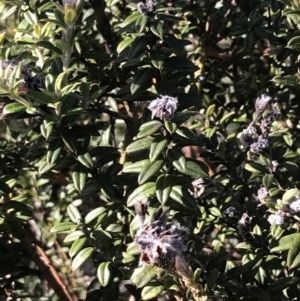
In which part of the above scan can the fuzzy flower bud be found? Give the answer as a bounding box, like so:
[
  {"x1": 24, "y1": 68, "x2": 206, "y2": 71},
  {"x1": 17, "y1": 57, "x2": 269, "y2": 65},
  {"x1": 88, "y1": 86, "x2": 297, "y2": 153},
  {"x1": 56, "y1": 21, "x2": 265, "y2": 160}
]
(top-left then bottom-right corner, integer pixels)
[
  {"x1": 135, "y1": 207, "x2": 188, "y2": 269},
  {"x1": 147, "y1": 95, "x2": 178, "y2": 120},
  {"x1": 242, "y1": 125, "x2": 256, "y2": 144},
  {"x1": 257, "y1": 187, "x2": 269, "y2": 203},
  {"x1": 255, "y1": 94, "x2": 271, "y2": 118},
  {"x1": 137, "y1": 0, "x2": 157, "y2": 16},
  {"x1": 250, "y1": 136, "x2": 269, "y2": 154}
]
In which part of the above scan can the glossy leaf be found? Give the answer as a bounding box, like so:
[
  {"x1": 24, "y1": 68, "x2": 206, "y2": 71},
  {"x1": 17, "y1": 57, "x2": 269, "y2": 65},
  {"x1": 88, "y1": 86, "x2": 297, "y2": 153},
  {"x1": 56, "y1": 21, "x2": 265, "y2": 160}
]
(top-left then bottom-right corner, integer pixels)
[
  {"x1": 85, "y1": 207, "x2": 106, "y2": 224},
  {"x1": 126, "y1": 137, "x2": 155, "y2": 153},
  {"x1": 97, "y1": 262, "x2": 112, "y2": 287},
  {"x1": 71, "y1": 247, "x2": 93, "y2": 271},
  {"x1": 67, "y1": 204, "x2": 82, "y2": 224},
  {"x1": 141, "y1": 284, "x2": 165, "y2": 300},
  {"x1": 127, "y1": 182, "x2": 156, "y2": 206},
  {"x1": 131, "y1": 265, "x2": 158, "y2": 288},
  {"x1": 137, "y1": 120, "x2": 163, "y2": 138},
  {"x1": 69, "y1": 238, "x2": 87, "y2": 257},
  {"x1": 138, "y1": 159, "x2": 164, "y2": 184},
  {"x1": 149, "y1": 137, "x2": 168, "y2": 162}
]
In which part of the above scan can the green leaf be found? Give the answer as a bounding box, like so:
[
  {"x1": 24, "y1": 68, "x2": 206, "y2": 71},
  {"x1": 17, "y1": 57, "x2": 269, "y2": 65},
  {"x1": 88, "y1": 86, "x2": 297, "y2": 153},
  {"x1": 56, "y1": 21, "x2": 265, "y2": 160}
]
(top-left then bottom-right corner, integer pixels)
[
  {"x1": 176, "y1": 159, "x2": 208, "y2": 178},
  {"x1": 63, "y1": 230, "x2": 85, "y2": 243},
  {"x1": 38, "y1": 160, "x2": 55, "y2": 174},
  {"x1": 244, "y1": 162, "x2": 266, "y2": 174},
  {"x1": 64, "y1": 8, "x2": 77, "y2": 25},
  {"x1": 163, "y1": 34, "x2": 191, "y2": 51},
  {"x1": 85, "y1": 207, "x2": 106, "y2": 224},
  {"x1": 72, "y1": 164, "x2": 87, "y2": 192},
  {"x1": 60, "y1": 128, "x2": 79, "y2": 153},
  {"x1": 90, "y1": 86, "x2": 108, "y2": 100},
  {"x1": 98, "y1": 174, "x2": 116, "y2": 197},
  {"x1": 27, "y1": 90, "x2": 54, "y2": 104},
  {"x1": 128, "y1": 36, "x2": 149, "y2": 59},
  {"x1": 163, "y1": 57, "x2": 198, "y2": 72},
  {"x1": 131, "y1": 68, "x2": 154, "y2": 94},
  {"x1": 169, "y1": 185, "x2": 198, "y2": 211},
  {"x1": 207, "y1": 269, "x2": 221, "y2": 290},
  {"x1": 138, "y1": 160, "x2": 164, "y2": 184},
  {"x1": 46, "y1": 138, "x2": 64, "y2": 165},
  {"x1": 36, "y1": 41, "x2": 63, "y2": 55},
  {"x1": 167, "y1": 148, "x2": 186, "y2": 170},
  {"x1": 164, "y1": 120, "x2": 177, "y2": 133},
  {"x1": 149, "y1": 137, "x2": 168, "y2": 162},
  {"x1": 248, "y1": 287, "x2": 271, "y2": 301},
  {"x1": 3, "y1": 102, "x2": 26, "y2": 115},
  {"x1": 0, "y1": 179, "x2": 11, "y2": 194},
  {"x1": 287, "y1": 36, "x2": 300, "y2": 52},
  {"x1": 137, "y1": 120, "x2": 163, "y2": 138},
  {"x1": 156, "y1": 174, "x2": 173, "y2": 204},
  {"x1": 71, "y1": 247, "x2": 93, "y2": 271},
  {"x1": 175, "y1": 127, "x2": 197, "y2": 141},
  {"x1": 123, "y1": 159, "x2": 151, "y2": 173},
  {"x1": 282, "y1": 188, "x2": 298, "y2": 203},
  {"x1": 67, "y1": 204, "x2": 82, "y2": 223},
  {"x1": 97, "y1": 262, "x2": 112, "y2": 287},
  {"x1": 77, "y1": 153, "x2": 94, "y2": 169},
  {"x1": 126, "y1": 137, "x2": 155, "y2": 153},
  {"x1": 267, "y1": 276, "x2": 299, "y2": 293},
  {"x1": 271, "y1": 233, "x2": 300, "y2": 252},
  {"x1": 127, "y1": 182, "x2": 156, "y2": 206},
  {"x1": 131, "y1": 265, "x2": 158, "y2": 288},
  {"x1": 150, "y1": 22, "x2": 163, "y2": 38},
  {"x1": 50, "y1": 222, "x2": 78, "y2": 233},
  {"x1": 117, "y1": 36, "x2": 134, "y2": 53},
  {"x1": 69, "y1": 238, "x2": 87, "y2": 257},
  {"x1": 174, "y1": 111, "x2": 198, "y2": 125},
  {"x1": 122, "y1": 11, "x2": 140, "y2": 28},
  {"x1": 135, "y1": 15, "x2": 148, "y2": 33},
  {"x1": 141, "y1": 284, "x2": 165, "y2": 300},
  {"x1": 272, "y1": 75, "x2": 300, "y2": 90},
  {"x1": 262, "y1": 174, "x2": 274, "y2": 188}
]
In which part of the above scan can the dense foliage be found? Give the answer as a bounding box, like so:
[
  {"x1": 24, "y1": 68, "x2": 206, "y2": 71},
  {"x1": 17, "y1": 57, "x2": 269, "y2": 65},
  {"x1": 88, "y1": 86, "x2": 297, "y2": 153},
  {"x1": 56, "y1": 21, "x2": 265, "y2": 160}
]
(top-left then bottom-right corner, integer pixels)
[{"x1": 1, "y1": 0, "x2": 300, "y2": 300}]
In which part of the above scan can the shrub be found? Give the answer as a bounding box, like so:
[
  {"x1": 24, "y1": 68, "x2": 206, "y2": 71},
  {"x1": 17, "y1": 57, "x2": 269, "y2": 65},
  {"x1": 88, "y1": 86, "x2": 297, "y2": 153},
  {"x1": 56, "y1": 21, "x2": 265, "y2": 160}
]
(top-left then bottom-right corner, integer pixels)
[{"x1": 1, "y1": 0, "x2": 300, "y2": 300}]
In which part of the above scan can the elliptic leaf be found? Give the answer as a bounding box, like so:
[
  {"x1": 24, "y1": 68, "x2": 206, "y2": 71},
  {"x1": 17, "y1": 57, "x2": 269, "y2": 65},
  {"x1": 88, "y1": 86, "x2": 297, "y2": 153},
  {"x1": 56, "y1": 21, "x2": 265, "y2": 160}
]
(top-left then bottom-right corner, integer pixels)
[
  {"x1": 69, "y1": 238, "x2": 87, "y2": 257},
  {"x1": 60, "y1": 128, "x2": 79, "y2": 153},
  {"x1": 3, "y1": 102, "x2": 26, "y2": 115},
  {"x1": 141, "y1": 284, "x2": 165, "y2": 300},
  {"x1": 131, "y1": 265, "x2": 158, "y2": 288},
  {"x1": 127, "y1": 182, "x2": 156, "y2": 206},
  {"x1": 156, "y1": 174, "x2": 174, "y2": 204},
  {"x1": 63, "y1": 230, "x2": 85, "y2": 243},
  {"x1": 71, "y1": 247, "x2": 93, "y2": 271},
  {"x1": 149, "y1": 137, "x2": 168, "y2": 162},
  {"x1": 123, "y1": 159, "x2": 151, "y2": 173},
  {"x1": 67, "y1": 204, "x2": 82, "y2": 224},
  {"x1": 72, "y1": 164, "x2": 87, "y2": 192},
  {"x1": 137, "y1": 120, "x2": 163, "y2": 138},
  {"x1": 97, "y1": 262, "x2": 112, "y2": 287},
  {"x1": 85, "y1": 207, "x2": 106, "y2": 224},
  {"x1": 126, "y1": 137, "x2": 154, "y2": 153},
  {"x1": 138, "y1": 160, "x2": 164, "y2": 184},
  {"x1": 50, "y1": 222, "x2": 78, "y2": 233}
]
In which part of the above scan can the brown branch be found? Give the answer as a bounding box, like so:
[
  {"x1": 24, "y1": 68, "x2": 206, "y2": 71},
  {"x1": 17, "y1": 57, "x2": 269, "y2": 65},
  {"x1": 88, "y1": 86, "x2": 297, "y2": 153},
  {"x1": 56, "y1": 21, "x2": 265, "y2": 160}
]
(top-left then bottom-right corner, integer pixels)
[{"x1": 20, "y1": 228, "x2": 75, "y2": 301}]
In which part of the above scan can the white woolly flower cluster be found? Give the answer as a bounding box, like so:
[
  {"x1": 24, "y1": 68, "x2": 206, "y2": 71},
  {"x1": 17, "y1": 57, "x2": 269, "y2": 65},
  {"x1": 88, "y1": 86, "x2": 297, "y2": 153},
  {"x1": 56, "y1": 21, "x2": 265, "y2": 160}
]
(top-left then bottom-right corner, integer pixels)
[
  {"x1": 147, "y1": 95, "x2": 178, "y2": 121},
  {"x1": 257, "y1": 187, "x2": 269, "y2": 203},
  {"x1": 134, "y1": 204, "x2": 187, "y2": 269},
  {"x1": 286, "y1": 195, "x2": 300, "y2": 214},
  {"x1": 267, "y1": 211, "x2": 285, "y2": 225}
]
